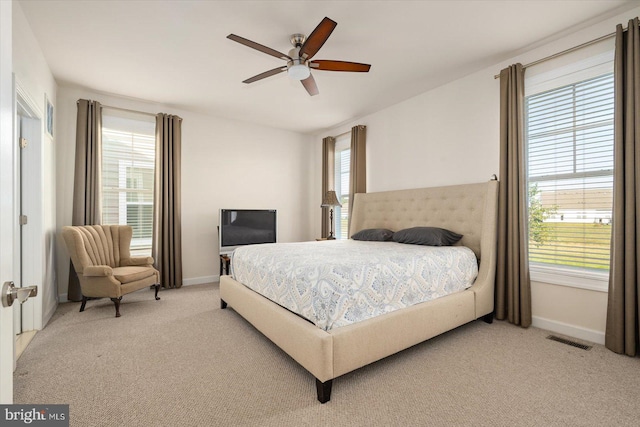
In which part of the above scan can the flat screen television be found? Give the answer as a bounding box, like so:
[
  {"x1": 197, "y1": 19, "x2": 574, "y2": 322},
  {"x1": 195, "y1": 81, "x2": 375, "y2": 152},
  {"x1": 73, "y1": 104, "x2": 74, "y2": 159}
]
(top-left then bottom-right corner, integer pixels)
[{"x1": 218, "y1": 209, "x2": 277, "y2": 254}]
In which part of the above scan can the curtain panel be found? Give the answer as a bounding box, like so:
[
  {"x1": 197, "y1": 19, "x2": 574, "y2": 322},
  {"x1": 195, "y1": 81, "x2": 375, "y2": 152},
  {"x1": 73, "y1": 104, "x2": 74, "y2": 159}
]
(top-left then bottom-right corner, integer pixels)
[
  {"x1": 321, "y1": 136, "x2": 336, "y2": 238},
  {"x1": 606, "y1": 18, "x2": 640, "y2": 356},
  {"x1": 348, "y1": 125, "x2": 366, "y2": 235},
  {"x1": 153, "y1": 114, "x2": 183, "y2": 289},
  {"x1": 496, "y1": 64, "x2": 532, "y2": 327},
  {"x1": 69, "y1": 99, "x2": 102, "y2": 301}
]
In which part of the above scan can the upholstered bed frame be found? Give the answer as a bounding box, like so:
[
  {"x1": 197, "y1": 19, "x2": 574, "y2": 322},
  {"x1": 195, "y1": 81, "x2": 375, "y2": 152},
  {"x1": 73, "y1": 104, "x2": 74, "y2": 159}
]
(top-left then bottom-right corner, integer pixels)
[{"x1": 220, "y1": 180, "x2": 499, "y2": 403}]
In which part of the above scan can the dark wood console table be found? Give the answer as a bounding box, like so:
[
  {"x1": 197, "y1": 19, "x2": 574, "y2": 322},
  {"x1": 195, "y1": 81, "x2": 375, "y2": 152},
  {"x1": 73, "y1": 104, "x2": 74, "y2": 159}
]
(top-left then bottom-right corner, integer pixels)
[{"x1": 219, "y1": 254, "x2": 231, "y2": 276}]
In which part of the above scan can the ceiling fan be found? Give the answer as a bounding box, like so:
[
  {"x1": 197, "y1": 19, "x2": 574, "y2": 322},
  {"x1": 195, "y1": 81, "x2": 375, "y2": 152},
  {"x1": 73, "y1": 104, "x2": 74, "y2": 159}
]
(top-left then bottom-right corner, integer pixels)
[{"x1": 227, "y1": 17, "x2": 371, "y2": 96}]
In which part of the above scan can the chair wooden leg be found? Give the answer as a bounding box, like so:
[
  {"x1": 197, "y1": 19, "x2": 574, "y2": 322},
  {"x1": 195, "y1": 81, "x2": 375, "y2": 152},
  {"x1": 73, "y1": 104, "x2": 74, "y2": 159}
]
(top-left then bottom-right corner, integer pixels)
[
  {"x1": 110, "y1": 297, "x2": 122, "y2": 318},
  {"x1": 79, "y1": 296, "x2": 87, "y2": 312},
  {"x1": 154, "y1": 284, "x2": 161, "y2": 300}
]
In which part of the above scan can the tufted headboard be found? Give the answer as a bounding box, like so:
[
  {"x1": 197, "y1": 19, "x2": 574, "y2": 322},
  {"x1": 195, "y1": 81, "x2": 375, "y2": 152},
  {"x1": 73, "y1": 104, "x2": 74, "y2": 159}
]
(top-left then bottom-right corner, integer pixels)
[{"x1": 349, "y1": 181, "x2": 499, "y2": 260}]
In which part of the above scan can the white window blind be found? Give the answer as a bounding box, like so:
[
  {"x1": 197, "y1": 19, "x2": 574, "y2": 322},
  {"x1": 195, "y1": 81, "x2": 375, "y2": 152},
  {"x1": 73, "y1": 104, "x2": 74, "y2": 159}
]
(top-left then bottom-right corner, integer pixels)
[
  {"x1": 334, "y1": 135, "x2": 350, "y2": 239},
  {"x1": 525, "y1": 72, "x2": 613, "y2": 271},
  {"x1": 102, "y1": 110, "x2": 156, "y2": 256}
]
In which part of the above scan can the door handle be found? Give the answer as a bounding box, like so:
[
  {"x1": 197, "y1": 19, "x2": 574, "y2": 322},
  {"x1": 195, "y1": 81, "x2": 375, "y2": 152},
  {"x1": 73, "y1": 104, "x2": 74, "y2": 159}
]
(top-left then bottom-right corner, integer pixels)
[{"x1": 1, "y1": 281, "x2": 38, "y2": 308}]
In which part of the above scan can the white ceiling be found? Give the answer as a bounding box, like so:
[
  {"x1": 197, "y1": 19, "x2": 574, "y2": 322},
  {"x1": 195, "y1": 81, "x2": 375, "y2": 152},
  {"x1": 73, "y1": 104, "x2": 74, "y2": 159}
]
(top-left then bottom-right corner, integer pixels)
[{"x1": 18, "y1": 0, "x2": 637, "y2": 134}]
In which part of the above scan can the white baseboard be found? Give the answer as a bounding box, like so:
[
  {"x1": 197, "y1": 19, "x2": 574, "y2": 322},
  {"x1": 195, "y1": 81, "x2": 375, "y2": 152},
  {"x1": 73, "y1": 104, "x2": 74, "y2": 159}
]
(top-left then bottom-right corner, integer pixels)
[
  {"x1": 532, "y1": 315, "x2": 605, "y2": 345},
  {"x1": 58, "y1": 276, "x2": 219, "y2": 302},
  {"x1": 43, "y1": 301, "x2": 57, "y2": 327},
  {"x1": 182, "y1": 275, "x2": 219, "y2": 286}
]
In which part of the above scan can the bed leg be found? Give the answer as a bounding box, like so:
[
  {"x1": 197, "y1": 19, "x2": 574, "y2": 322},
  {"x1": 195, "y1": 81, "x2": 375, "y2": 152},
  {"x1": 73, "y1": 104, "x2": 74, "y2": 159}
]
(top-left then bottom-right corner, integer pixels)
[
  {"x1": 482, "y1": 312, "x2": 494, "y2": 324},
  {"x1": 220, "y1": 299, "x2": 227, "y2": 309},
  {"x1": 316, "y1": 378, "x2": 332, "y2": 404}
]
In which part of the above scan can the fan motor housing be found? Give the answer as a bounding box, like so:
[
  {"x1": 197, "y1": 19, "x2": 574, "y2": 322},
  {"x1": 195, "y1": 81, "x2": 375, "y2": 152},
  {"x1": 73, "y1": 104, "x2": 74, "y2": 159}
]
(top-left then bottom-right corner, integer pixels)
[{"x1": 287, "y1": 47, "x2": 308, "y2": 69}]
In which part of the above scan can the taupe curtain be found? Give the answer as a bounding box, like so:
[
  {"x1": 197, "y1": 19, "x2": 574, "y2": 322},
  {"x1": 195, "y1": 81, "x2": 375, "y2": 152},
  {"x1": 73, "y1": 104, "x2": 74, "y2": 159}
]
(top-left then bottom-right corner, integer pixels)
[
  {"x1": 496, "y1": 64, "x2": 532, "y2": 327},
  {"x1": 68, "y1": 99, "x2": 102, "y2": 301},
  {"x1": 348, "y1": 125, "x2": 366, "y2": 234},
  {"x1": 321, "y1": 136, "x2": 335, "y2": 238},
  {"x1": 605, "y1": 18, "x2": 640, "y2": 356},
  {"x1": 153, "y1": 114, "x2": 183, "y2": 289}
]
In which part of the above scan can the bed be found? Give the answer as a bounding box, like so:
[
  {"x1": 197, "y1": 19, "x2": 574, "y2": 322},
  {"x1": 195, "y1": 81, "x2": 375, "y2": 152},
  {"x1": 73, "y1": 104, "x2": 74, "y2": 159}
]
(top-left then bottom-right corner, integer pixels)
[{"x1": 220, "y1": 180, "x2": 499, "y2": 403}]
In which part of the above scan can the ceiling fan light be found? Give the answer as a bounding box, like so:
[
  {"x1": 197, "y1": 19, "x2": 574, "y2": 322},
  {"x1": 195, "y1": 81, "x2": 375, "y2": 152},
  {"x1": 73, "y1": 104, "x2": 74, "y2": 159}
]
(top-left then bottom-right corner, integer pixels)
[{"x1": 288, "y1": 64, "x2": 310, "y2": 80}]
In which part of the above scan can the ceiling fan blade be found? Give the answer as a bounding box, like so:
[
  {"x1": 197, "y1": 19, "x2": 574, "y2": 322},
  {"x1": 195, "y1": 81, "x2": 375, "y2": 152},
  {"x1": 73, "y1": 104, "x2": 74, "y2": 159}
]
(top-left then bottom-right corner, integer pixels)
[
  {"x1": 301, "y1": 74, "x2": 319, "y2": 96},
  {"x1": 299, "y1": 17, "x2": 337, "y2": 60},
  {"x1": 227, "y1": 34, "x2": 291, "y2": 61},
  {"x1": 310, "y1": 60, "x2": 371, "y2": 72},
  {"x1": 242, "y1": 66, "x2": 287, "y2": 84}
]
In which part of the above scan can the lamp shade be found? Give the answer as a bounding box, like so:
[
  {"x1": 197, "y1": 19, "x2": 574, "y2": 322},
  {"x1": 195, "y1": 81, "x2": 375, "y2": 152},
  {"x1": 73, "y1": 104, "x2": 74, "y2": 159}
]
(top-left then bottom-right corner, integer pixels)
[{"x1": 321, "y1": 190, "x2": 342, "y2": 207}]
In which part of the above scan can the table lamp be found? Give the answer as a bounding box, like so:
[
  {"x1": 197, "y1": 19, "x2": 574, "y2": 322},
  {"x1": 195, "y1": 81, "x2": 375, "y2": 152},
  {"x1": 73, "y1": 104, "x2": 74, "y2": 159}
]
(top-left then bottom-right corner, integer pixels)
[{"x1": 321, "y1": 190, "x2": 342, "y2": 240}]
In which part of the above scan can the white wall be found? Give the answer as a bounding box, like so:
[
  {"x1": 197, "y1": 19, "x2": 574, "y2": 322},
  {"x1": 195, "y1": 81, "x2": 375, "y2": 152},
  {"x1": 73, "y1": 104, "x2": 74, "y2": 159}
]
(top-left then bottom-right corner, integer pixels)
[
  {"x1": 314, "y1": 6, "x2": 640, "y2": 344},
  {"x1": 12, "y1": 2, "x2": 58, "y2": 327},
  {"x1": 55, "y1": 86, "x2": 315, "y2": 297}
]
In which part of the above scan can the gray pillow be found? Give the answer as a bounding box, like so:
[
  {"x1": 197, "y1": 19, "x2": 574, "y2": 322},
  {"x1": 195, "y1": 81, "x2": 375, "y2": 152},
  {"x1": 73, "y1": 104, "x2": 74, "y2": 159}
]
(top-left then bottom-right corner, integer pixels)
[
  {"x1": 351, "y1": 228, "x2": 395, "y2": 241},
  {"x1": 392, "y1": 227, "x2": 462, "y2": 246}
]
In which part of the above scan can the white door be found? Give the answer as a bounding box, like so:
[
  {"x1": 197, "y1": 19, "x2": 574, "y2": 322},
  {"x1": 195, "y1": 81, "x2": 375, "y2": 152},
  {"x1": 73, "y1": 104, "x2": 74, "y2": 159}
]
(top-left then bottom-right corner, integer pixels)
[
  {"x1": 17, "y1": 107, "x2": 43, "y2": 335},
  {"x1": 0, "y1": 0, "x2": 15, "y2": 404}
]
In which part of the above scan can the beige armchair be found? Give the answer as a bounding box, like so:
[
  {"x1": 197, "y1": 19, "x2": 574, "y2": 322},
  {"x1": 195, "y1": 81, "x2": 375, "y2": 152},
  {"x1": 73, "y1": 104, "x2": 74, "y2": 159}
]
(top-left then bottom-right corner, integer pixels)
[{"x1": 62, "y1": 225, "x2": 161, "y2": 317}]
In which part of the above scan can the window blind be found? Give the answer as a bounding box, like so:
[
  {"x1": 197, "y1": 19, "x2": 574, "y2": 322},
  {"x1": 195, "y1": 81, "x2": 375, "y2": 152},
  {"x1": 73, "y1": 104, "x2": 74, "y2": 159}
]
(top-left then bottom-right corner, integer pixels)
[
  {"x1": 102, "y1": 112, "x2": 156, "y2": 256},
  {"x1": 525, "y1": 72, "x2": 613, "y2": 271},
  {"x1": 333, "y1": 134, "x2": 351, "y2": 240},
  {"x1": 337, "y1": 148, "x2": 350, "y2": 239}
]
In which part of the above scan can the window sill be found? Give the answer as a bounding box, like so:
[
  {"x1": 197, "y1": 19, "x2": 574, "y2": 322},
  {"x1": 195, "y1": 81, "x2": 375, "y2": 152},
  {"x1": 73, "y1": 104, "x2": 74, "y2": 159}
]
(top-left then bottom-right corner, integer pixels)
[{"x1": 529, "y1": 263, "x2": 609, "y2": 293}]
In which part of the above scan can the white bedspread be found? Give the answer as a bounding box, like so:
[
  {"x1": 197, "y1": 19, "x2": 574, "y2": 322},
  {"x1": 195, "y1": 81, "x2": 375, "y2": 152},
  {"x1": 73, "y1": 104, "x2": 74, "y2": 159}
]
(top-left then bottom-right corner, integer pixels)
[{"x1": 230, "y1": 240, "x2": 478, "y2": 331}]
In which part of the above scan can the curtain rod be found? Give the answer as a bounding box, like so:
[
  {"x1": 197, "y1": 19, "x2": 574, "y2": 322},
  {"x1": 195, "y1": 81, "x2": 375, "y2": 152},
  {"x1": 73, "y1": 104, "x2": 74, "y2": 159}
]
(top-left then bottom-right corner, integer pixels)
[
  {"x1": 101, "y1": 104, "x2": 157, "y2": 118},
  {"x1": 493, "y1": 31, "x2": 616, "y2": 78},
  {"x1": 493, "y1": 29, "x2": 620, "y2": 79}
]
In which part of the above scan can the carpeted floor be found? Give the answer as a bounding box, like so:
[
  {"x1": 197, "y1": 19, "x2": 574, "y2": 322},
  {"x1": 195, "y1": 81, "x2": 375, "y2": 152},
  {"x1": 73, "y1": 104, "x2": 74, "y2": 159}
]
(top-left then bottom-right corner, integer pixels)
[{"x1": 13, "y1": 283, "x2": 640, "y2": 426}]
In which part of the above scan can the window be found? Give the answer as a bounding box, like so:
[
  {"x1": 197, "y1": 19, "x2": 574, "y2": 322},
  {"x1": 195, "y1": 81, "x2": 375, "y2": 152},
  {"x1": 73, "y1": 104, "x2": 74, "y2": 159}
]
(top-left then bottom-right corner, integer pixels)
[
  {"x1": 102, "y1": 110, "x2": 156, "y2": 256},
  {"x1": 334, "y1": 135, "x2": 350, "y2": 239},
  {"x1": 525, "y1": 46, "x2": 614, "y2": 287}
]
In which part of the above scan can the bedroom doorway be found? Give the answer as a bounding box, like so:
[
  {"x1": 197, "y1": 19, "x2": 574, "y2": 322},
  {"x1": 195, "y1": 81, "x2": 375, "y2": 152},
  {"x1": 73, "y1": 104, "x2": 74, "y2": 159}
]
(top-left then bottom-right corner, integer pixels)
[{"x1": 14, "y1": 83, "x2": 44, "y2": 358}]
